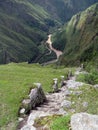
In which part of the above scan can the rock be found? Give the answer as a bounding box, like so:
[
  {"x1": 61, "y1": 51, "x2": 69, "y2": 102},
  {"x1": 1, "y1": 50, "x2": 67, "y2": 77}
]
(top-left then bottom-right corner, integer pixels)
[
  {"x1": 60, "y1": 76, "x2": 67, "y2": 87},
  {"x1": 94, "y1": 84, "x2": 98, "y2": 89},
  {"x1": 20, "y1": 108, "x2": 25, "y2": 114},
  {"x1": 58, "y1": 108, "x2": 67, "y2": 115},
  {"x1": 71, "y1": 113, "x2": 98, "y2": 130},
  {"x1": 52, "y1": 78, "x2": 58, "y2": 92},
  {"x1": 21, "y1": 125, "x2": 36, "y2": 130},
  {"x1": 82, "y1": 102, "x2": 88, "y2": 107},
  {"x1": 69, "y1": 109, "x2": 75, "y2": 113},
  {"x1": 22, "y1": 83, "x2": 46, "y2": 114},
  {"x1": 66, "y1": 80, "x2": 84, "y2": 89},
  {"x1": 65, "y1": 90, "x2": 71, "y2": 96},
  {"x1": 73, "y1": 91, "x2": 82, "y2": 96},
  {"x1": 61, "y1": 100, "x2": 71, "y2": 109},
  {"x1": 18, "y1": 118, "x2": 24, "y2": 122}
]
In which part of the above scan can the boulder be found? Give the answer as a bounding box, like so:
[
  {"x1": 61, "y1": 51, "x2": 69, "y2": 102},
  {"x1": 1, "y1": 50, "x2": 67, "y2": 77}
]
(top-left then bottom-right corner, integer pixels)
[
  {"x1": 61, "y1": 100, "x2": 71, "y2": 109},
  {"x1": 65, "y1": 90, "x2": 71, "y2": 96},
  {"x1": 21, "y1": 125, "x2": 36, "y2": 130},
  {"x1": 94, "y1": 84, "x2": 98, "y2": 89},
  {"x1": 71, "y1": 113, "x2": 98, "y2": 130},
  {"x1": 22, "y1": 83, "x2": 46, "y2": 114}
]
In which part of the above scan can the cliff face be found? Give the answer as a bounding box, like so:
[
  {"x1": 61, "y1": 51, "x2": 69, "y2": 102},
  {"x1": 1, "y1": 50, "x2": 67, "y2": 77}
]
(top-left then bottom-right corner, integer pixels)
[{"x1": 55, "y1": 3, "x2": 98, "y2": 66}]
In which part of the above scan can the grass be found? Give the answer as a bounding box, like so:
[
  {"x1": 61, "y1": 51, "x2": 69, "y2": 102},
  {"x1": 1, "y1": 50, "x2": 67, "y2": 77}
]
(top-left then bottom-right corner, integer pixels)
[
  {"x1": 76, "y1": 67, "x2": 98, "y2": 85},
  {"x1": 67, "y1": 84, "x2": 98, "y2": 115},
  {"x1": 34, "y1": 115, "x2": 70, "y2": 130},
  {"x1": 0, "y1": 62, "x2": 72, "y2": 129},
  {"x1": 50, "y1": 115, "x2": 70, "y2": 130}
]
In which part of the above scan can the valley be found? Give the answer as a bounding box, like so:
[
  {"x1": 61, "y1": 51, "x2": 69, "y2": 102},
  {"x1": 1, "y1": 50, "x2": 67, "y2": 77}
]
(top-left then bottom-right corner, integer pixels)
[
  {"x1": 0, "y1": 1, "x2": 98, "y2": 130},
  {"x1": 0, "y1": 0, "x2": 98, "y2": 64}
]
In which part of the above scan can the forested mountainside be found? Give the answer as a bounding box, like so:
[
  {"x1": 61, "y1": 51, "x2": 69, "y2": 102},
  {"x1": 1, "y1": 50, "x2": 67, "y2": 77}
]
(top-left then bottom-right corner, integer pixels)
[
  {"x1": 53, "y1": 3, "x2": 98, "y2": 66},
  {"x1": 0, "y1": 0, "x2": 56, "y2": 64},
  {"x1": 0, "y1": 0, "x2": 98, "y2": 64},
  {"x1": 32, "y1": 0, "x2": 98, "y2": 22}
]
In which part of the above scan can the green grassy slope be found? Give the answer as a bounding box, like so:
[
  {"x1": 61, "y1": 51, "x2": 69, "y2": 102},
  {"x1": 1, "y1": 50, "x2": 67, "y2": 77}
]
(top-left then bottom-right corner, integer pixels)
[
  {"x1": 53, "y1": 3, "x2": 98, "y2": 66},
  {"x1": 0, "y1": 62, "x2": 70, "y2": 129}
]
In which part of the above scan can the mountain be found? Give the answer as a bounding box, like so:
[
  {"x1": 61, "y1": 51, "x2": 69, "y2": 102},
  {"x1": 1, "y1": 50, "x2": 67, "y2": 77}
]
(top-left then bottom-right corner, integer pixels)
[
  {"x1": 31, "y1": 0, "x2": 98, "y2": 22},
  {"x1": 53, "y1": 3, "x2": 98, "y2": 66},
  {"x1": 0, "y1": 0, "x2": 98, "y2": 64},
  {"x1": 0, "y1": 0, "x2": 56, "y2": 64}
]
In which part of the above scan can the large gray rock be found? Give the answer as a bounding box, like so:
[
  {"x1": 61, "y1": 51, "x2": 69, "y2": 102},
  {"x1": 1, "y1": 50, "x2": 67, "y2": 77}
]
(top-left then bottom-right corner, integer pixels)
[
  {"x1": 22, "y1": 83, "x2": 46, "y2": 114},
  {"x1": 71, "y1": 113, "x2": 98, "y2": 130},
  {"x1": 61, "y1": 100, "x2": 72, "y2": 109},
  {"x1": 94, "y1": 84, "x2": 98, "y2": 89},
  {"x1": 21, "y1": 125, "x2": 36, "y2": 130}
]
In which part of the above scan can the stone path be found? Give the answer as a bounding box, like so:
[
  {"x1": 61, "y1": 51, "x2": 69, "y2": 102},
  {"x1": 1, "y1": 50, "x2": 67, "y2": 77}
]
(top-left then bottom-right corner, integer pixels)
[{"x1": 19, "y1": 68, "x2": 85, "y2": 130}]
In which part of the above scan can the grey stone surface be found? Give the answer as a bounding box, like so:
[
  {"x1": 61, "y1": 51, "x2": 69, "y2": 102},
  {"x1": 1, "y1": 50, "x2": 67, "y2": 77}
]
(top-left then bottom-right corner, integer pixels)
[
  {"x1": 82, "y1": 102, "x2": 88, "y2": 108},
  {"x1": 73, "y1": 91, "x2": 82, "y2": 96},
  {"x1": 71, "y1": 113, "x2": 98, "y2": 130},
  {"x1": 22, "y1": 83, "x2": 46, "y2": 114},
  {"x1": 20, "y1": 108, "x2": 25, "y2": 114},
  {"x1": 52, "y1": 78, "x2": 58, "y2": 92},
  {"x1": 21, "y1": 125, "x2": 36, "y2": 130},
  {"x1": 94, "y1": 84, "x2": 98, "y2": 89},
  {"x1": 65, "y1": 90, "x2": 71, "y2": 96},
  {"x1": 61, "y1": 100, "x2": 71, "y2": 108},
  {"x1": 18, "y1": 118, "x2": 24, "y2": 122}
]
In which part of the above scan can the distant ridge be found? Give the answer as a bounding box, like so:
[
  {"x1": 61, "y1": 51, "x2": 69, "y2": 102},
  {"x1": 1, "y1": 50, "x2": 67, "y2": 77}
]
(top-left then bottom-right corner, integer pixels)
[{"x1": 0, "y1": 0, "x2": 98, "y2": 64}]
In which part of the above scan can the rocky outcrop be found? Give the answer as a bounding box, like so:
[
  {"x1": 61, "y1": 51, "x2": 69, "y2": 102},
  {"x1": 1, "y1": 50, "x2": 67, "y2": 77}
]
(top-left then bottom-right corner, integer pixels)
[
  {"x1": 61, "y1": 100, "x2": 72, "y2": 109},
  {"x1": 71, "y1": 113, "x2": 98, "y2": 130},
  {"x1": 20, "y1": 83, "x2": 46, "y2": 115}
]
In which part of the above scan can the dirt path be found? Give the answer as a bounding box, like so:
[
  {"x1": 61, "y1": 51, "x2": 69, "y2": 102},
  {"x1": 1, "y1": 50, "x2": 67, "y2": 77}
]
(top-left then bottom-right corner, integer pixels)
[
  {"x1": 19, "y1": 68, "x2": 85, "y2": 130},
  {"x1": 46, "y1": 34, "x2": 63, "y2": 59}
]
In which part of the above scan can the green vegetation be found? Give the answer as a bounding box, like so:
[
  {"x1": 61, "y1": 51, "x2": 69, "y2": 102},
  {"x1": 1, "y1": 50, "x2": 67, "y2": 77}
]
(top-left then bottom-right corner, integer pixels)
[
  {"x1": 0, "y1": 0, "x2": 56, "y2": 64},
  {"x1": 67, "y1": 85, "x2": 98, "y2": 114},
  {"x1": 77, "y1": 70, "x2": 98, "y2": 85},
  {"x1": 34, "y1": 115, "x2": 62, "y2": 128},
  {"x1": 50, "y1": 115, "x2": 70, "y2": 130},
  {"x1": 0, "y1": 0, "x2": 98, "y2": 64},
  {"x1": 34, "y1": 114, "x2": 70, "y2": 130},
  {"x1": 53, "y1": 3, "x2": 98, "y2": 66},
  {"x1": 0, "y1": 62, "x2": 70, "y2": 129}
]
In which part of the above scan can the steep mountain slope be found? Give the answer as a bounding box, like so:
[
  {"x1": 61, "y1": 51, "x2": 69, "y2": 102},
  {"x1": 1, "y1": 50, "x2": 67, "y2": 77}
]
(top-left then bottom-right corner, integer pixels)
[
  {"x1": 0, "y1": 0, "x2": 98, "y2": 64},
  {"x1": 53, "y1": 3, "x2": 98, "y2": 66},
  {"x1": 31, "y1": 0, "x2": 98, "y2": 22},
  {"x1": 0, "y1": 0, "x2": 55, "y2": 64}
]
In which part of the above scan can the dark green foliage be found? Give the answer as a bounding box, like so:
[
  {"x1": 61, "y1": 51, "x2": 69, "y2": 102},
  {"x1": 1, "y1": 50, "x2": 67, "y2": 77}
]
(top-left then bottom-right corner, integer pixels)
[
  {"x1": 0, "y1": 0, "x2": 55, "y2": 64},
  {"x1": 32, "y1": 0, "x2": 98, "y2": 23},
  {"x1": 53, "y1": 3, "x2": 98, "y2": 66},
  {"x1": 0, "y1": 0, "x2": 98, "y2": 64}
]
